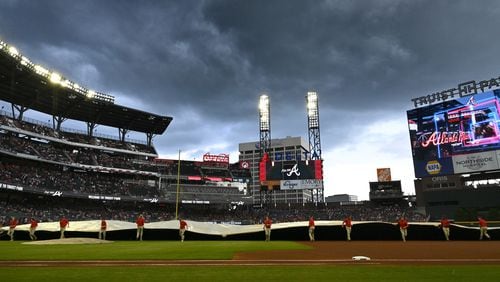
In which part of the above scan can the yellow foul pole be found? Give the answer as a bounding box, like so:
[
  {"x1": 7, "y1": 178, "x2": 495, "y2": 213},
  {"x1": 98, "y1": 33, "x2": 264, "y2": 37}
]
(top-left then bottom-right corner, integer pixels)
[{"x1": 175, "y1": 150, "x2": 181, "y2": 220}]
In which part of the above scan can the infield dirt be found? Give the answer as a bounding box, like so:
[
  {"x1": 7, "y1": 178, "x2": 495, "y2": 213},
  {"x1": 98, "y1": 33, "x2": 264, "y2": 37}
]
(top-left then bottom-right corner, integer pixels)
[{"x1": 234, "y1": 241, "x2": 500, "y2": 264}]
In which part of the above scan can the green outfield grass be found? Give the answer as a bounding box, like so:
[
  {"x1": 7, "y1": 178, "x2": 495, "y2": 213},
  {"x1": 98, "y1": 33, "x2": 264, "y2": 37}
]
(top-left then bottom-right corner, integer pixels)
[
  {"x1": 1, "y1": 241, "x2": 499, "y2": 281},
  {"x1": 3, "y1": 266, "x2": 500, "y2": 282},
  {"x1": 0, "y1": 240, "x2": 309, "y2": 260}
]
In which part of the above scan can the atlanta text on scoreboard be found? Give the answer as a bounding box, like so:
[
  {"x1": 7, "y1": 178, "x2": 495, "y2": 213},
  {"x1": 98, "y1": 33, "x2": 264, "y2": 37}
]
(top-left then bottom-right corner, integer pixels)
[{"x1": 411, "y1": 75, "x2": 500, "y2": 108}]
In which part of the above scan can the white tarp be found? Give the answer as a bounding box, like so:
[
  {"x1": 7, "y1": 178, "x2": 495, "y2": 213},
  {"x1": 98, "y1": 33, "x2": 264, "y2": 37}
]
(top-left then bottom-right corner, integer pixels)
[{"x1": 1, "y1": 220, "x2": 496, "y2": 236}]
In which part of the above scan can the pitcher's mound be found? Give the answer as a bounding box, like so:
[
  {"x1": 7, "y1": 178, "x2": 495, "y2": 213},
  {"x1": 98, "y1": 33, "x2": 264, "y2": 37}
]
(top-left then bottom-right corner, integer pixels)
[{"x1": 23, "y1": 238, "x2": 113, "y2": 245}]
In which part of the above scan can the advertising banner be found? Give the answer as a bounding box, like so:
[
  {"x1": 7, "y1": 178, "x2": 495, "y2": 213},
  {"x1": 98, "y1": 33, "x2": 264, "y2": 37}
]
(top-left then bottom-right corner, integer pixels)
[
  {"x1": 413, "y1": 158, "x2": 455, "y2": 177},
  {"x1": 452, "y1": 151, "x2": 499, "y2": 173},
  {"x1": 280, "y1": 179, "x2": 323, "y2": 190},
  {"x1": 377, "y1": 168, "x2": 392, "y2": 182}
]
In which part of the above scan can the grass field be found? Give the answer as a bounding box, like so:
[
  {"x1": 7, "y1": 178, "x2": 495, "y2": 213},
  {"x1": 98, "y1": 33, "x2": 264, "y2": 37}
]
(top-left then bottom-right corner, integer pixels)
[
  {"x1": 0, "y1": 240, "x2": 308, "y2": 260},
  {"x1": 1, "y1": 240, "x2": 499, "y2": 281},
  {"x1": 4, "y1": 265, "x2": 500, "y2": 282}
]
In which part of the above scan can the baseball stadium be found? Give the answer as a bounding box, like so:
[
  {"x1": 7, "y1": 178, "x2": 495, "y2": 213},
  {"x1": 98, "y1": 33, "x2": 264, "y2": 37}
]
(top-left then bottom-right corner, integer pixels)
[{"x1": 1, "y1": 38, "x2": 500, "y2": 281}]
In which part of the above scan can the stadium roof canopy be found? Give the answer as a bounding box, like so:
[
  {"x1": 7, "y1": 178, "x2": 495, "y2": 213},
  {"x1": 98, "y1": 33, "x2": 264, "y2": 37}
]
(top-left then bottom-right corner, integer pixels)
[{"x1": 0, "y1": 46, "x2": 172, "y2": 135}]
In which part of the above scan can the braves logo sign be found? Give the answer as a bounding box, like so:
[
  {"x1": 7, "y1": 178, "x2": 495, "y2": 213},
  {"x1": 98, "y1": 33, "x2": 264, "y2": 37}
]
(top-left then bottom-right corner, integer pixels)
[{"x1": 282, "y1": 164, "x2": 301, "y2": 177}]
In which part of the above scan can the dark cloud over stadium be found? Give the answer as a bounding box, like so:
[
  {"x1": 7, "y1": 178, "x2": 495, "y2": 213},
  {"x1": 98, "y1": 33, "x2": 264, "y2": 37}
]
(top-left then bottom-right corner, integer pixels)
[{"x1": 2, "y1": 0, "x2": 500, "y2": 199}]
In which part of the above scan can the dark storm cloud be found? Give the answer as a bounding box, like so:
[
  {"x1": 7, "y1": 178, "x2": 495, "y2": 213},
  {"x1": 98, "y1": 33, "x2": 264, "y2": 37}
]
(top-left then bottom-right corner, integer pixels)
[
  {"x1": 203, "y1": 0, "x2": 500, "y2": 107},
  {"x1": 2, "y1": 0, "x2": 500, "y2": 154}
]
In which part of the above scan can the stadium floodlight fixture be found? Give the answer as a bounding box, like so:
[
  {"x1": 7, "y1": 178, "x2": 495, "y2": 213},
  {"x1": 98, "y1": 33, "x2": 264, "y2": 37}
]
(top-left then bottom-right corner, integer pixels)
[
  {"x1": 259, "y1": 94, "x2": 269, "y2": 113},
  {"x1": 1, "y1": 38, "x2": 116, "y2": 104},
  {"x1": 86, "y1": 90, "x2": 96, "y2": 99},
  {"x1": 73, "y1": 83, "x2": 82, "y2": 93},
  {"x1": 259, "y1": 94, "x2": 269, "y2": 111},
  {"x1": 49, "y1": 72, "x2": 62, "y2": 84},
  {"x1": 34, "y1": 65, "x2": 49, "y2": 77},
  {"x1": 20, "y1": 56, "x2": 31, "y2": 66},
  {"x1": 8, "y1": 46, "x2": 19, "y2": 57},
  {"x1": 307, "y1": 91, "x2": 318, "y2": 117},
  {"x1": 62, "y1": 79, "x2": 72, "y2": 88},
  {"x1": 259, "y1": 94, "x2": 270, "y2": 130}
]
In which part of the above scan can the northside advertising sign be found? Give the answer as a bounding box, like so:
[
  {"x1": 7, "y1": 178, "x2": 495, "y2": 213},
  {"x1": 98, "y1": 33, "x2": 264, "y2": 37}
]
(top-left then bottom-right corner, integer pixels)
[
  {"x1": 407, "y1": 89, "x2": 500, "y2": 177},
  {"x1": 452, "y1": 151, "x2": 500, "y2": 174},
  {"x1": 411, "y1": 76, "x2": 500, "y2": 108}
]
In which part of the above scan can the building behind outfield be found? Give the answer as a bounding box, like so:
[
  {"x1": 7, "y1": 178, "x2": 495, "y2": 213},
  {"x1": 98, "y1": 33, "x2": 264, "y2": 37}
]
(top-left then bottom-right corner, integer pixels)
[{"x1": 239, "y1": 136, "x2": 313, "y2": 205}]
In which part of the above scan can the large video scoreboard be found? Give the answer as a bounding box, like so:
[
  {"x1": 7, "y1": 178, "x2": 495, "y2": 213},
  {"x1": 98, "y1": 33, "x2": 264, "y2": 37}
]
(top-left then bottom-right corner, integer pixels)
[
  {"x1": 259, "y1": 153, "x2": 323, "y2": 190},
  {"x1": 407, "y1": 89, "x2": 500, "y2": 177}
]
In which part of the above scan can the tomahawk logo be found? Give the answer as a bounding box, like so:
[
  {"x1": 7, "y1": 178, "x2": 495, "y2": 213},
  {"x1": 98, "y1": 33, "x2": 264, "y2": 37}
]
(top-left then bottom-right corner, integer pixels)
[
  {"x1": 467, "y1": 95, "x2": 476, "y2": 105},
  {"x1": 286, "y1": 164, "x2": 301, "y2": 177}
]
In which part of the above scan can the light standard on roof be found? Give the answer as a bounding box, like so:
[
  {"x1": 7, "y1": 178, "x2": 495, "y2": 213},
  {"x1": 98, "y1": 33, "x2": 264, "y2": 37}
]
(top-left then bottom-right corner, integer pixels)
[
  {"x1": 258, "y1": 94, "x2": 271, "y2": 206},
  {"x1": 306, "y1": 91, "x2": 323, "y2": 203},
  {"x1": 259, "y1": 94, "x2": 271, "y2": 154}
]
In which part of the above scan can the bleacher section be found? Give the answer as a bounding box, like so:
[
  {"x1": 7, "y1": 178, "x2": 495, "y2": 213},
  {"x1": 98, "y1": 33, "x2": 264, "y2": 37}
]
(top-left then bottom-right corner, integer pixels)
[{"x1": 0, "y1": 111, "x2": 252, "y2": 206}]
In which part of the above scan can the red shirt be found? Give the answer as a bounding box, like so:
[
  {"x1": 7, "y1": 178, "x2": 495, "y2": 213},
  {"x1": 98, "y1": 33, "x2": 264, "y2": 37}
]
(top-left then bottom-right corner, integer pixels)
[
  {"x1": 479, "y1": 218, "x2": 488, "y2": 228},
  {"x1": 101, "y1": 220, "x2": 107, "y2": 230},
  {"x1": 398, "y1": 219, "x2": 408, "y2": 229},
  {"x1": 60, "y1": 218, "x2": 69, "y2": 228},
  {"x1": 309, "y1": 218, "x2": 315, "y2": 228},
  {"x1": 343, "y1": 218, "x2": 352, "y2": 228},
  {"x1": 264, "y1": 218, "x2": 272, "y2": 228},
  {"x1": 440, "y1": 219, "x2": 450, "y2": 228},
  {"x1": 30, "y1": 219, "x2": 38, "y2": 228},
  {"x1": 9, "y1": 219, "x2": 18, "y2": 228},
  {"x1": 136, "y1": 217, "x2": 145, "y2": 227},
  {"x1": 179, "y1": 220, "x2": 188, "y2": 230}
]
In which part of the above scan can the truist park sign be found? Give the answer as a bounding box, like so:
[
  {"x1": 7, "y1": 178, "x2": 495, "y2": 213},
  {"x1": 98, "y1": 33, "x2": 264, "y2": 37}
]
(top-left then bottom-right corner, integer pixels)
[{"x1": 411, "y1": 75, "x2": 500, "y2": 108}]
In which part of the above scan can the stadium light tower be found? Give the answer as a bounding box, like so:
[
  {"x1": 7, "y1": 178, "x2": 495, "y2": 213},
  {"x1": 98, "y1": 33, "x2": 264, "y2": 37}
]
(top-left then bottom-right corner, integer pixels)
[
  {"x1": 259, "y1": 94, "x2": 271, "y2": 155},
  {"x1": 306, "y1": 91, "x2": 323, "y2": 202},
  {"x1": 307, "y1": 91, "x2": 321, "y2": 159},
  {"x1": 259, "y1": 94, "x2": 271, "y2": 206}
]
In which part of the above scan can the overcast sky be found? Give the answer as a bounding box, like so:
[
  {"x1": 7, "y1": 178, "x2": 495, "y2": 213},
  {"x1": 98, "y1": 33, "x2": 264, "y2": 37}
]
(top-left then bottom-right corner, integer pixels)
[{"x1": 2, "y1": 0, "x2": 500, "y2": 200}]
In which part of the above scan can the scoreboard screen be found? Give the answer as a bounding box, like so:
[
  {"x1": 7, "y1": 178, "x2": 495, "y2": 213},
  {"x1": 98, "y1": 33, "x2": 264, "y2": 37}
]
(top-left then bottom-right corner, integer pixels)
[
  {"x1": 407, "y1": 90, "x2": 500, "y2": 177},
  {"x1": 265, "y1": 160, "x2": 321, "y2": 180},
  {"x1": 258, "y1": 153, "x2": 323, "y2": 190}
]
